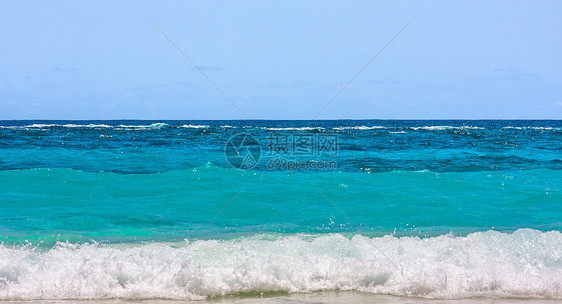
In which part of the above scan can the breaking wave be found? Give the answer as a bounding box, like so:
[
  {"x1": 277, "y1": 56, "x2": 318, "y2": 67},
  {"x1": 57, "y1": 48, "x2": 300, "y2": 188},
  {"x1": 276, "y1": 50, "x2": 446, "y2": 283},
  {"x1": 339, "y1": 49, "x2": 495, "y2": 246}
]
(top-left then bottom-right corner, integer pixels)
[{"x1": 0, "y1": 229, "x2": 560, "y2": 300}]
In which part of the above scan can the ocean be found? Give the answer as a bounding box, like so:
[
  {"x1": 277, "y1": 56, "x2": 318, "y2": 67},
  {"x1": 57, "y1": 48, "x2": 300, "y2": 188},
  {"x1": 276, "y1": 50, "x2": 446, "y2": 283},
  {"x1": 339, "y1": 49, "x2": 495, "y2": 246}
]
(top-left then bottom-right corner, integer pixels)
[{"x1": 0, "y1": 120, "x2": 560, "y2": 301}]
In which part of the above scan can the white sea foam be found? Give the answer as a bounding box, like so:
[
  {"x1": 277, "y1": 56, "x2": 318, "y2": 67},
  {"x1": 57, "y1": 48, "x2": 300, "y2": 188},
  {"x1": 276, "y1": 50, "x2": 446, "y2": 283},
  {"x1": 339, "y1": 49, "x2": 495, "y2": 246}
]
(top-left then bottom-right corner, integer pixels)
[
  {"x1": 0, "y1": 123, "x2": 224, "y2": 130},
  {"x1": 1, "y1": 124, "x2": 130, "y2": 129},
  {"x1": 504, "y1": 126, "x2": 560, "y2": 131},
  {"x1": 3, "y1": 124, "x2": 558, "y2": 132},
  {"x1": 332, "y1": 126, "x2": 386, "y2": 130},
  {"x1": 331, "y1": 126, "x2": 485, "y2": 131},
  {"x1": 14, "y1": 123, "x2": 169, "y2": 130},
  {"x1": 409, "y1": 126, "x2": 485, "y2": 131},
  {"x1": 116, "y1": 123, "x2": 169, "y2": 129},
  {"x1": 0, "y1": 123, "x2": 62, "y2": 129},
  {"x1": 23, "y1": 123, "x2": 113, "y2": 128},
  {"x1": 180, "y1": 124, "x2": 210, "y2": 129},
  {"x1": 266, "y1": 127, "x2": 325, "y2": 131},
  {"x1": 24, "y1": 123, "x2": 59, "y2": 128},
  {"x1": 0, "y1": 229, "x2": 560, "y2": 300}
]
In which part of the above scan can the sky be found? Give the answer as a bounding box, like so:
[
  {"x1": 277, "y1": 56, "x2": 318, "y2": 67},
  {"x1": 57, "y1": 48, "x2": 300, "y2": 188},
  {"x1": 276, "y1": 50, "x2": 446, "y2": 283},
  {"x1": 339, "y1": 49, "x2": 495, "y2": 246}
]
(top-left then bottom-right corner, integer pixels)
[{"x1": 1, "y1": 1, "x2": 561, "y2": 120}]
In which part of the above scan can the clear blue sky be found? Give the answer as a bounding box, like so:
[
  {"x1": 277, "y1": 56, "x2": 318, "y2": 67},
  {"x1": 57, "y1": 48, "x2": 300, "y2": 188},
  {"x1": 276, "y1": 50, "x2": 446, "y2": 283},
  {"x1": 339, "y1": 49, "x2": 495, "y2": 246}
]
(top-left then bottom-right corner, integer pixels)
[{"x1": 1, "y1": 1, "x2": 561, "y2": 120}]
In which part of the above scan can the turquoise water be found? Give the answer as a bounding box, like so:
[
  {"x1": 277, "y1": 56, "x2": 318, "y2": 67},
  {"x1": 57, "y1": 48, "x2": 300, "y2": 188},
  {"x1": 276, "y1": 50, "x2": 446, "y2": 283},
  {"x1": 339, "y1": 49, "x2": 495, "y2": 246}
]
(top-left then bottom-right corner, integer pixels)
[
  {"x1": 0, "y1": 120, "x2": 560, "y2": 300},
  {"x1": 1, "y1": 166, "x2": 560, "y2": 245}
]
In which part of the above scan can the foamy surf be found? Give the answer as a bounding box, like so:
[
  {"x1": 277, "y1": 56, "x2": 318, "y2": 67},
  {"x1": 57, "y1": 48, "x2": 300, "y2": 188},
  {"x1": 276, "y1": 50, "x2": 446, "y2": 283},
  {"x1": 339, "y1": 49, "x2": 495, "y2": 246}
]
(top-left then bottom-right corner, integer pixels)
[
  {"x1": 333, "y1": 126, "x2": 386, "y2": 130},
  {"x1": 0, "y1": 123, "x2": 113, "y2": 129},
  {"x1": 180, "y1": 124, "x2": 210, "y2": 129},
  {"x1": 116, "y1": 123, "x2": 169, "y2": 129},
  {"x1": 0, "y1": 229, "x2": 560, "y2": 300},
  {"x1": 409, "y1": 126, "x2": 485, "y2": 131},
  {"x1": 265, "y1": 127, "x2": 325, "y2": 131},
  {"x1": 1, "y1": 123, "x2": 558, "y2": 132}
]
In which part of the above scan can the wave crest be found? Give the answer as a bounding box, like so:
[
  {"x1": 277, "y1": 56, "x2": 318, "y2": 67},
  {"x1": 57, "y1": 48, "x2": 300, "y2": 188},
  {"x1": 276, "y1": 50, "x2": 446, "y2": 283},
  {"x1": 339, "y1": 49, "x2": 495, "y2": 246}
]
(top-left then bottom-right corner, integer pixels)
[{"x1": 0, "y1": 229, "x2": 560, "y2": 300}]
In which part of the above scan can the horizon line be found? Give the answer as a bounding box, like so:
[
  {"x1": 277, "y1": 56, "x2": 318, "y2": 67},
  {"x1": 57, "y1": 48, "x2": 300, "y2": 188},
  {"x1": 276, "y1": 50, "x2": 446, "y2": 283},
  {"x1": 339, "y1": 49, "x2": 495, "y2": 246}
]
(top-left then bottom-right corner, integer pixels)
[{"x1": 1, "y1": 118, "x2": 561, "y2": 121}]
